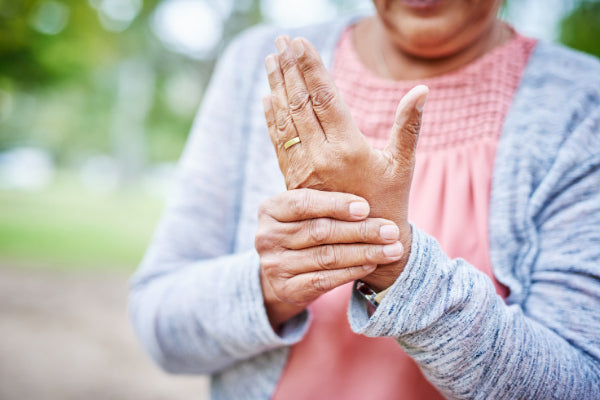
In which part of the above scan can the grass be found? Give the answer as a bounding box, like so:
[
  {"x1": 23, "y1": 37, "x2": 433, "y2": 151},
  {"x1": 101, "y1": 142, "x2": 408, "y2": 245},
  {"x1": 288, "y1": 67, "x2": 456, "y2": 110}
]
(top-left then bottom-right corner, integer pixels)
[{"x1": 0, "y1": 175, "x2": 164, "y2": 272}]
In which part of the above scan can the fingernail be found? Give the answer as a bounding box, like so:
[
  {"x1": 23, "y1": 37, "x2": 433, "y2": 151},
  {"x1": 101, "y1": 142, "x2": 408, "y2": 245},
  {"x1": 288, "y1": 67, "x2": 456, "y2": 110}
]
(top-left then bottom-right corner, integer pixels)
[
  {"x1": 415, "y1": 85, "x2": 429, "y2": 112},
  {"x1": 362, "y1": 264, "x2": 376, "y2": 272},
  {"x1": 265, "y1": 55, "x2": 277, "y2": 74},
  {"x1": 275, "y1": 36, "x2": 287, "y2": 54},
  {"x1": 380, "y1": 224, "x2": 399, "y2": 240},
  {"x1": 383, "y1": 242, "x2": 403, "y2": 258},
  {"x1": 292, "y1": 39, "x2": 304, "y2": 57},
  {"x1": 349, "y1": 202, "x2": 369, "y2": 218}
]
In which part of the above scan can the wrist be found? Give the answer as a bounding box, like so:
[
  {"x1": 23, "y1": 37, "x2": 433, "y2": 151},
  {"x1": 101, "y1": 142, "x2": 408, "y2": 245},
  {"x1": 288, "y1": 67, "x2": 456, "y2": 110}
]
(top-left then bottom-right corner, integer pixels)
[{"x1": 361, "y1": 223, "x2": 412, "y2": 292}]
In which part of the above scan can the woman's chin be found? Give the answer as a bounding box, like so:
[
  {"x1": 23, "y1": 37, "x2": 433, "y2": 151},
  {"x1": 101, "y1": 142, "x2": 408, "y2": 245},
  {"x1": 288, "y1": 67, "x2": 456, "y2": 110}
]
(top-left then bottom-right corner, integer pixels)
[{"x1": 392, "y1": 25, "x2": 467, "y2": 59}]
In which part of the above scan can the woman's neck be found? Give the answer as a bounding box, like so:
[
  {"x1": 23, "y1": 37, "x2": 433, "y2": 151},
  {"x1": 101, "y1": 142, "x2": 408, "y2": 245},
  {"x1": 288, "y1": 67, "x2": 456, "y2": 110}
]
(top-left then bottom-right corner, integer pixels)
[{"x1": 353, "y1": 16, "x2": 512, "y2": 81}]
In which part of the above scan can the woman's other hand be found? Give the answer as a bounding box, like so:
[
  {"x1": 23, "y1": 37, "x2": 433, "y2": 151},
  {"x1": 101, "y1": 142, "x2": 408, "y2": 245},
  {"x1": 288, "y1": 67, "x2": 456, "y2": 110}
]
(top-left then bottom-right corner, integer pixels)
[
  {"x1": 262, "y1": 36, "x2": 428, "y2": 291},
  {"x1": 256, "y1": 189, "x2": 403, "y2": 329}
]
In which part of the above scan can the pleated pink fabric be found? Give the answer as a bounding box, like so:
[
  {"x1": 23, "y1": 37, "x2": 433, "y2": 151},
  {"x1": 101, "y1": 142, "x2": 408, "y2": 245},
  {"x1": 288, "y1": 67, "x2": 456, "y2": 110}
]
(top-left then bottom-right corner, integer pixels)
[{"x1": 272, "y1": 27, "x2": 536, "y2": 400}]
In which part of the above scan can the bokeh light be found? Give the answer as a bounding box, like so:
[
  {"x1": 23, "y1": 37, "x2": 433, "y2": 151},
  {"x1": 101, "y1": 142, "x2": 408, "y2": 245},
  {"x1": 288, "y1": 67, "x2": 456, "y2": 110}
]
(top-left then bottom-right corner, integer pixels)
[{"x1": 152, "y1": 0, "x2": 224, "y2": 59}]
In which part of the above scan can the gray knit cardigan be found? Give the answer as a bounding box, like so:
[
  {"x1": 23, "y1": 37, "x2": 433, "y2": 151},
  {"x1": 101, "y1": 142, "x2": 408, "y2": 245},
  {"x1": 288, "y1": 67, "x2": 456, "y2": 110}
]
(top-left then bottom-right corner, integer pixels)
[{"x1": 129, "y1": 15, "x2": 600, "y2": 400}]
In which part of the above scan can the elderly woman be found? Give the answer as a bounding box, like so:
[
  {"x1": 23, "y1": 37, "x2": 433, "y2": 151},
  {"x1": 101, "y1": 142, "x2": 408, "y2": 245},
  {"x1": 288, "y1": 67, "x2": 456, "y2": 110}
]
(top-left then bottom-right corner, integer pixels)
[{"x1": 130, "y1": 0, "x2": 600, "y2": 399}]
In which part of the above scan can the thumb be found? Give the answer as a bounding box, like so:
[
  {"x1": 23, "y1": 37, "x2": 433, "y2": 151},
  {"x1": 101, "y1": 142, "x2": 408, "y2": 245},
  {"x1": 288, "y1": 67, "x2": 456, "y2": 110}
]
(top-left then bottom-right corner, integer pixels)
[{"x1": 385, "y1": 85, "x2": 429, "y2": 165}]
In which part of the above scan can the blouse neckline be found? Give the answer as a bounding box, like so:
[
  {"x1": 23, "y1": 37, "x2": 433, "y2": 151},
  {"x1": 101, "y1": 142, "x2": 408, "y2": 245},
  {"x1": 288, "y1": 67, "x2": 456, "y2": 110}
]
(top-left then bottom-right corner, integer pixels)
[{"x1": 337, "y1": 24, "x2": 525, "y2": 89}]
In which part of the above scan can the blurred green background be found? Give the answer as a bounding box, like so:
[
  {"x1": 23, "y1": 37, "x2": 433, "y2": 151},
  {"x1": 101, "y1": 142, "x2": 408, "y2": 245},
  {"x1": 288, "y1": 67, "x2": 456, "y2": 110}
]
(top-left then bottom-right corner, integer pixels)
[
  {"x1": 0, "y1": 0, "x2": 598, "y2": 272},
  {"x1": 0, "y1": 1, "x2": 598, "y2": 399}
]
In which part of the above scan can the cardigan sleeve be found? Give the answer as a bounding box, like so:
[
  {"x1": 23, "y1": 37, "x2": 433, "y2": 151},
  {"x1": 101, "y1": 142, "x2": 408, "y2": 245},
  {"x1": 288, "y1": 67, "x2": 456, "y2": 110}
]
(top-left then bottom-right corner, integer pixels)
[
  {"x1": 128, "y1": 29, "x2": 309, "y2": 375},
  {"x1": 348, "y1": 105, "x2": 600, "y2": 399}
]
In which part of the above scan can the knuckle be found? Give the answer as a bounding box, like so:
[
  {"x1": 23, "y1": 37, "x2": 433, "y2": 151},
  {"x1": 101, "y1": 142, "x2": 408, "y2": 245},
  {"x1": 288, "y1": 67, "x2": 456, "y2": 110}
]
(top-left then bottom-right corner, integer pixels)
[
  {"x1": 311, "y1": 271, "x2": 334, "y2": 293},
  {"x1": 308, "y1": 218, "x2": 333, "y2": 244},
  {"x1": 359, "y1": 220, "x2": 371, "y2": 241},
  {"x1": 267, "y1": 70, "x2": 284, "y2": 89},
  {"x1": 286, "y1": 221, "x2": 302, "y2": 237},
  {"x1": 404, "y1": 117, "x2": 422, "y2": 136},
  {"x1": 364, "y1": 245, "x2": 381, "y2": 264},
  {"x1": 288, "y1": 89, "x2": 311, "y2": 114},
  {"x1": 255, "y1": 223, "x2": 282, "y2": 253},
  {"x1": 311, "y1": 86, "x2": 337, "y2": 111},
  {"x1": 279, "y1": 55, "x2": 296, "y2": 73},
  {"x1": 275, "y1": 111, "x2": 294, "y2": 134},
  {"x1": 315, "y1": 245, "x2": 338, "y2": 270},
  {"x1": 289, "y1": 191, "x2": 311, "y2": 219},
  {"x1": 301, "y1": 57, "x2": 321, "y2": 75},
  {"x1": 254, "y1": 228, "x2": 269, "y2": 252},
  {"x1": 327, "y1": 194, "x2": 340, "y2": 217},
  {"x1": 259, "y1": 254, "x2": 279, "y2": 275}
]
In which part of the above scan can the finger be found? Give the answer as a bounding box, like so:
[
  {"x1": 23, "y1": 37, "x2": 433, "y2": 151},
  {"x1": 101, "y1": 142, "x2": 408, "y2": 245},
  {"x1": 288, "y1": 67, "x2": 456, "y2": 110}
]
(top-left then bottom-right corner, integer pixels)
[
  {"x1": 281, "y1": 217, "x2": 400, "y2": 249},
  {"x1": 261, "y1": 189, "x2": 370, "y2": 222},
  {"x1": 262, "y1": 94, "x2": 289, "y2": 173},
  {"x1": 291, "y1": 265, "x2": 377, "y2": 298},
  {"x1": 275, "y1": 35, "x2": 326, "y2": 149},
  {"x1": 265, "y1": 52, "x2": 301, "y2": 153},
  {"x1": 385, "y1": 85, "x2": 429, "y2": 166},
  {"x1": 262, "y1": 94, "x2": 277, "y2": 147},
  {"x1": 291, "y1": 37, "x2": 355, "y2": 142},
  {"x1": 282, "y1": 241, "x2": 404, "y2": 275}
]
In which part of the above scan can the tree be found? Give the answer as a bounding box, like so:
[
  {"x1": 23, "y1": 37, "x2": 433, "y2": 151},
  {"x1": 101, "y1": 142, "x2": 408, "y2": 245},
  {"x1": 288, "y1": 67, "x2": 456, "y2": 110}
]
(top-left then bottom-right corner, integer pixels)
[{"x1": 560, "y1": 0, "x2": 600, "y2": 58}]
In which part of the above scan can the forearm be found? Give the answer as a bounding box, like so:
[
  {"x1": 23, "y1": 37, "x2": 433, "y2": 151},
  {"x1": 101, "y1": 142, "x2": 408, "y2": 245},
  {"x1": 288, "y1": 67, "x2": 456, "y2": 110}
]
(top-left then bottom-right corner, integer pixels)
[
  {"x1": 129, "y1": 250, "x2": 309, "y2": 375},
  {"x1": 349, "y1": 226, "x2": 600, "y2": 399}
]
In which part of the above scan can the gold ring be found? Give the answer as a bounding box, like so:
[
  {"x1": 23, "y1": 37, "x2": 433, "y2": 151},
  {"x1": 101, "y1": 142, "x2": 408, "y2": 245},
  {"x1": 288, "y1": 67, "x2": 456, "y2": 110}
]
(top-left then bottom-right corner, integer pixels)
[{"x1": 284, "y1": 136, "x2": 301, "y2": 150}]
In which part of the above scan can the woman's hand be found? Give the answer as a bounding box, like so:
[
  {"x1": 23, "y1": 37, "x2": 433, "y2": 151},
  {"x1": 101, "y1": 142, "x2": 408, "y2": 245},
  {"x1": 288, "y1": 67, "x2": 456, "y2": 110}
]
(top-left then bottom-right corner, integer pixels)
[
  {"x1": 262, "y1": 36, "x2": 428, "y2": 291},
  {"x1": 256, "y1": 189, "x2": 404, "y2": 329}
]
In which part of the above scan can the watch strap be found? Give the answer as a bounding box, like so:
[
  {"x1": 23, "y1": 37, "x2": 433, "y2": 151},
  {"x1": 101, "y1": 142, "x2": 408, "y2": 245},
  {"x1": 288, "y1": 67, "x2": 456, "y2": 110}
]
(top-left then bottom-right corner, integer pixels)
[{"x1": 355, "y1": 280, "x2": 390, "y2": 307}]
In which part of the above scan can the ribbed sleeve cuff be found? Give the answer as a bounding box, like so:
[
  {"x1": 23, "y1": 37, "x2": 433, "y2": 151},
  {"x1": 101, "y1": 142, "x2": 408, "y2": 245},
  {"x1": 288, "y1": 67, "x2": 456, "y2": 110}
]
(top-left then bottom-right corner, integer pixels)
[
  {"x1": 348, "y1": 225, "x2": 447, "y2": 337},
  {"x1": 233, "y1": 250, "x2": 310, "y2": 350}
]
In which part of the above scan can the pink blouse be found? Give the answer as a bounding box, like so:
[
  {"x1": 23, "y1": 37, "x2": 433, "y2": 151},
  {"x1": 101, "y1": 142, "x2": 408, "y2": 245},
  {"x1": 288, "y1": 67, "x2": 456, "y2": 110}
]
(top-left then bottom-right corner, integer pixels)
[{"x1": 272, "y1": 26, "x2": 536, "y2": 400}]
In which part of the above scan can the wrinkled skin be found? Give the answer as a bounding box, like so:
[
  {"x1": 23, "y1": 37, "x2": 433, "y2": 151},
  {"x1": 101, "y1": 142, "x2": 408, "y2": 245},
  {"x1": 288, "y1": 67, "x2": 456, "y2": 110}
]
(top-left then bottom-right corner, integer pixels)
[
  {"x1": 263, "y1": 36, "x2": 428, "y2": 292},
  {"x1": 256, "y1": 0, "x2": 507, "y2": 327},
  {"x1": 256, "y1": 189, "x2": 405, "y2": 328}
]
